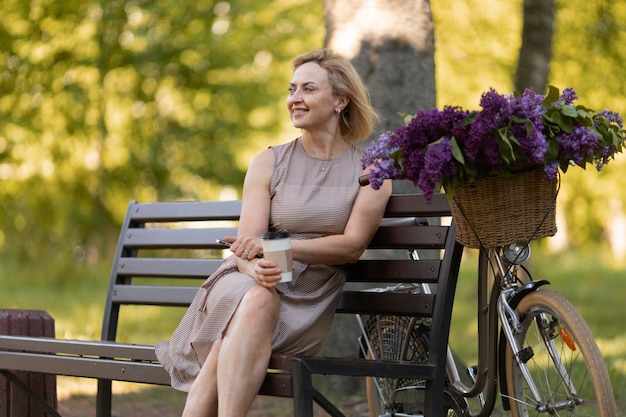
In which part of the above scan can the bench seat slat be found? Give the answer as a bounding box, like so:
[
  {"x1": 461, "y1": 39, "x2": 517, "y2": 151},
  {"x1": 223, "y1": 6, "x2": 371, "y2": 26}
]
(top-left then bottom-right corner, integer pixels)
[
  {"x1": 0, "y1": 350, "x2": 171, "y2": 385},
  {"x1": 336, "y1": 292, "x2": 434, "y2": 316},
  {"x1": 0, "y1": 350, "x2": 293, "y2": 397},
  {"x1": 294, "y1": 356, "x2": 437, "y2": 380},
  {"x1": 0, "y1": 335, "x2": 158, "y2": 361},
  {"x1": 117, "y1": 258, "x2": 223, "y2": 279},
  {"x1": 111, "y1": 285, "x2": 197, "y2": 306}
]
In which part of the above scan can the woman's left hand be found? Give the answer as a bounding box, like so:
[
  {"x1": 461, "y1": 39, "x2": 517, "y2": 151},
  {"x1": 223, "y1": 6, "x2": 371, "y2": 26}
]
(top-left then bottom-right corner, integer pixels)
[{"x1": 250, "y1": 258, "x2": 282, "y2": 288}]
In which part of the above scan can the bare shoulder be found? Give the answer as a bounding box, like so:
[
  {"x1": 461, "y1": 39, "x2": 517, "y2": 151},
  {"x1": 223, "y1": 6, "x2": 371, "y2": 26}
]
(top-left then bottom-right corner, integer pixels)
[
  {"x1": 243, "y1": 147, "x2": 275, "y2": 190},
  {"x1": 249, "y1": 147, "x2": 275, "y2": 171}
]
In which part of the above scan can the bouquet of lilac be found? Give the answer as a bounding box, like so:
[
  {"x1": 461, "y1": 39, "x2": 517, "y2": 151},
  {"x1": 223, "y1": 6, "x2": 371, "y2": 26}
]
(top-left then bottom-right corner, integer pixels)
[{"x1": 362, "y1": 86, "x2": 625, "y2": 202}]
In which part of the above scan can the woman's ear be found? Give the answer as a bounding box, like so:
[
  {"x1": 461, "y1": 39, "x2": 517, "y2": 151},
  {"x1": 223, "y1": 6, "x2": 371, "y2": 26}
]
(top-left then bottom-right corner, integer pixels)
[{"x1": 335, "y1": 96, "x2": 350, "y2": 113}]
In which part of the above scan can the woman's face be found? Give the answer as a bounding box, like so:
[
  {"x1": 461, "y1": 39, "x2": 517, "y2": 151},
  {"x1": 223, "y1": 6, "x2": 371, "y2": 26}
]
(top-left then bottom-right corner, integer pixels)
[{"x1": 287, "y1": 62, "x2": 343, "y2": 132}]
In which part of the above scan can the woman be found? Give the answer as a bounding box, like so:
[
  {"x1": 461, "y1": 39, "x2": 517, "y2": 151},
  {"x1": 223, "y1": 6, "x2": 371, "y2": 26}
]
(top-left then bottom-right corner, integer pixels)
[{"x1": 155, "y1": 49, "x2": 392, "y2": 417}]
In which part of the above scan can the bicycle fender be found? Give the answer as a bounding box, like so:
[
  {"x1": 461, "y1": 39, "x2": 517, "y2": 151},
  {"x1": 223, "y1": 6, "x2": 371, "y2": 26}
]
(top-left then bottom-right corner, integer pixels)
[
  {"x1": 498, "y1": 279, "x2": 550, "y2": 410},
  {"x1": 508, "y1": 279, "x2": 550, "y2": 310}
]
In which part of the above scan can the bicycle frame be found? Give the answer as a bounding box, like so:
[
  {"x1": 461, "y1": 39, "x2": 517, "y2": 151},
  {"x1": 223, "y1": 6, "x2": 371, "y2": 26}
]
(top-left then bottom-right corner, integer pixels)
[
  {"x1": 359, "y1": 244, "x2": 584, "y2": 417},
  {"x1": 445, "y1": 246, "x2": 578, "y2": 417}
]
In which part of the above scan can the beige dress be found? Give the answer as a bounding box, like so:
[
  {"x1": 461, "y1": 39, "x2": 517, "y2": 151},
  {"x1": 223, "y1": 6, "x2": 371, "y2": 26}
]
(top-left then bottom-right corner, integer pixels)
[{"x1": 155, "y1": 138, "x2": 364, "y2": 391}]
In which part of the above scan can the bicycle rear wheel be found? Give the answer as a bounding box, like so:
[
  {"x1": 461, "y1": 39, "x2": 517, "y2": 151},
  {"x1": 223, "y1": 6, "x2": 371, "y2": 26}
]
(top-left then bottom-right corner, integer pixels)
[
  {"x1": 365, "y1": 315, "x2": 430, "y2": 417},
  {"x1": 505, "y1": 290, "x2": 616, "y2": 417}
]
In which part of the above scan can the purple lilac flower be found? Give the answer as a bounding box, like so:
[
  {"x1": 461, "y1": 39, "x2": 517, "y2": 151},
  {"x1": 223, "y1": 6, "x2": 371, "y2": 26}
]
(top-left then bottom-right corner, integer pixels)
[
  {"x1": 396, "y1": 106, "x2": 469, "y2": 187},
  {"x1": 598, "y1": 109, "x2": 624, "y2": 127},
  {"x1": 367, "y1": 159, "x2": 404, "y2": 190},
  {"x1": 361, "y1": 131, "x2": 397, "y2": 167},
  {"x1": 559, "y1": 88, "x2": 578, "y2": 105},
  {"x1": 544, "y1": 161, "x2": 560, "y2": 180},
  {"x1": 509, "y1": 89, "x2": 548, "y2": 163},
  {"x1": 417, "y1": 138, "x2": 459, "y2": 201},
  {"x1": 555, "y1": 125, "x2": 598, "y2": 166},
  {"x1": 465, "y1": 89, "x2": 511, "y2": 170},
  {"x1": 362, "y1": 131, "x2": 404, "y2": 189},
  {"x1": 594, "y1": 145, "x2": 616, "y2": 170}
]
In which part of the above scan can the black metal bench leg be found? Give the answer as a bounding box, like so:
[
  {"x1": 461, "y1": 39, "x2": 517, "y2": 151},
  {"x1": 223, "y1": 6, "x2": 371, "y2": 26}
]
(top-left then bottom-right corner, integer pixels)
[
  {"x1": 0, "y1": 370, "x2": 62, "y2": 417},
  {"x1": 312, "y1": 387, "x2": 346, "y2": 417},
  {"x1": 96, "y1": 379, "x2": 113, "y2": 417},
  {"x1": 424, "y1": 379, "x2": 445, "y2": 417},
  {"x1": 292, "y1": 358, "x2": 314, "y2": 417}
]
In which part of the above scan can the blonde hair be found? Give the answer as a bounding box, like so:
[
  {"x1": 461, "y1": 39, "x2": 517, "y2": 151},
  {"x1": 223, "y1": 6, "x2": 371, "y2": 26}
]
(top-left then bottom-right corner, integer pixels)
[{"x1": 292, "y1": 49, "x2": 379, "y2": 142}]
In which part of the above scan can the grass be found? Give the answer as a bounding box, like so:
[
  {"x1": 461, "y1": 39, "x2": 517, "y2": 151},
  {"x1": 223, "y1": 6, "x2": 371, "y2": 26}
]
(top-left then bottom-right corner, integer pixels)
[{"x1": 1, "y1": 247, "x2": 625, "y2": 413}]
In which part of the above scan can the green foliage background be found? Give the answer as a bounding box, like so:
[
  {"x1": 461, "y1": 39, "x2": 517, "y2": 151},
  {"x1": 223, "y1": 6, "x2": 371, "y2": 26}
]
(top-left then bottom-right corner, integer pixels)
[
  {"x1": 1, "y1": 0, "x2": 324, "y2": 280},
  {"x1": 1, "y1": 0, "x2": 625, "y2": 285}
]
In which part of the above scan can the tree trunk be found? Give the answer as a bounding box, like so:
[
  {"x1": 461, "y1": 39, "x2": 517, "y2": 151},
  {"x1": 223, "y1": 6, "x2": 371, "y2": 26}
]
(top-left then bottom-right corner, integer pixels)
[
  {"x1": 324, "y1": 0, "x2": 436, "y2": 135},
  {"x1": 319, "y1": 0, "x2": 437, "y2": 399},
  {"x1": 515, "y1": 0, "x2": 555, "y2": 93}
]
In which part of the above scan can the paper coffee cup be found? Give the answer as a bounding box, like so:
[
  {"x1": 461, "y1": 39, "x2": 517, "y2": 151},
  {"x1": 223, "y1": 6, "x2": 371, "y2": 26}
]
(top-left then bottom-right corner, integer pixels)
[{"x1": 260, "y1": 230, "x2": 293, "y2": 283}]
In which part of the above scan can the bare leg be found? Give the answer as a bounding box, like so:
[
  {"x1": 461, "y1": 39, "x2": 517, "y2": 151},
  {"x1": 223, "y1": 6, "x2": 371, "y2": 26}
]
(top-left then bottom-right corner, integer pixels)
[
  {"x1": 181, "y1": 284, "x2": 280, "y2": 417},
  {"x1": 217, "y1": 285, "x2": 280, "y2": 417},
  {"x1": 181, "y1": 339, "x2": 221, "y2": 417}
]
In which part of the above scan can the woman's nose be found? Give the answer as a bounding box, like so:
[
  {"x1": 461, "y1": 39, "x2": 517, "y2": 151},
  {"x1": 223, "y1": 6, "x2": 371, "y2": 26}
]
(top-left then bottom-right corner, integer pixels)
[{"x1": 287, "y1": 93, "x2": 301, "y2": 107}]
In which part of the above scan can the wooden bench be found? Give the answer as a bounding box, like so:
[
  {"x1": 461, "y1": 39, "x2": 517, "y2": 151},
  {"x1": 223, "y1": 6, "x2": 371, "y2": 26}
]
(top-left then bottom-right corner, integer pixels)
[{"x1": 0, "y1": 193, "x2": 463, "y2": 417}]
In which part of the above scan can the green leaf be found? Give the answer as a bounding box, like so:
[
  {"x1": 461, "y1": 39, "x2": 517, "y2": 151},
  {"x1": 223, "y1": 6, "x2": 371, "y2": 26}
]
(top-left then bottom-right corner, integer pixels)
[
  {"x1": 400, "y1": 113, "x2": 416, "y2": 125},
  {"x1": 450, "y1": 136, "x2": 465, "y2": 165},
  {"x1": 496, "y1": 129, "x2": 515, "y2": 164},
  {"x1": 561, "y1": 104, "x2": 578, "y2": 117},
  {"x1": 553, "y1": 112, "x2": 574, "y2": 133},
  {"x1": 543, "y1": 85, "x2": 560, "y2": 107},
  {"x1": 545, "y1": 139, "x2": 560, "y2": 162},
  {"x1": 389, "y1": 148, "x2": 403, "y2": 163}
]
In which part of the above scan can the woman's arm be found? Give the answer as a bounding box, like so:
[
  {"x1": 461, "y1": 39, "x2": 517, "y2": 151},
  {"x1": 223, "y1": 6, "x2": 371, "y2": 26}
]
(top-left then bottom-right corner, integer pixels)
[
  {"x1": 290, "y1": 170, "x2": 392, "y2": 265},
  {"x1": 226, "y1": 148, "x2": 283, "y2": 285}
]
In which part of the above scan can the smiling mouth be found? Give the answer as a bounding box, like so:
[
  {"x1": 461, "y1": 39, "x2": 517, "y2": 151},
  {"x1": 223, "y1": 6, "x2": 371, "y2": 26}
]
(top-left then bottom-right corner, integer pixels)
[{"x1": 292, "y1": 109, "x2": 308, "y2": 116}]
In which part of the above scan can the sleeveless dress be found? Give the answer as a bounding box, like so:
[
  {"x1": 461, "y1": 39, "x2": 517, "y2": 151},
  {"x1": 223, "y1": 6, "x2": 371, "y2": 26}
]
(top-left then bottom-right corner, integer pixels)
[{"x1": 155, "y1": 138, "x2": 364, "y2": 391}]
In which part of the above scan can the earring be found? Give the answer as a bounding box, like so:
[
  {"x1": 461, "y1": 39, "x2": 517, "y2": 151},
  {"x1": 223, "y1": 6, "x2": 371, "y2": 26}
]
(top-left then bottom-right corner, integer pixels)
[{"x1": 335, "y1": 108, "x2": 341, "y2": 114}]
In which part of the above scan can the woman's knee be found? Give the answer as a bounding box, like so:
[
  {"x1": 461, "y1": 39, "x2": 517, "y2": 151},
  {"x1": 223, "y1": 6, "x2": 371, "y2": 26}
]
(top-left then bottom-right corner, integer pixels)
[{"x1": 238, "y1": 285, "x2": 280, "y2": 323}]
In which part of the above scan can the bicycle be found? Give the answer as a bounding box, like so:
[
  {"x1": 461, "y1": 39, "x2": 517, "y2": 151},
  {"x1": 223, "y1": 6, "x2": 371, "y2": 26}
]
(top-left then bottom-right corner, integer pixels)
[{"x1": 358, "y1": 239, "x2": 617, "y2": 417}]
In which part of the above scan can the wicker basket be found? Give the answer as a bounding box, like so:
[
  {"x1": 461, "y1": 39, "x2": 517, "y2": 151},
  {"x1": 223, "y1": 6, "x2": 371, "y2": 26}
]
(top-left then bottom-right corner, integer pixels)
[{"x1": 449, "y1": 168, "x2": 558, "y2": 248}]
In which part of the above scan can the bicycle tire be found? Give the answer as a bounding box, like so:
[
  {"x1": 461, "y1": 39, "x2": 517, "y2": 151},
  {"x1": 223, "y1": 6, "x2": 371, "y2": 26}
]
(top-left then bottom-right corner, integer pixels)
[
  {"x1": 504, "y1": 289, "x2": 617, "y2": 417},
  {"x1": 364, "y1": 315, "x2": 430, "y2": 417}
]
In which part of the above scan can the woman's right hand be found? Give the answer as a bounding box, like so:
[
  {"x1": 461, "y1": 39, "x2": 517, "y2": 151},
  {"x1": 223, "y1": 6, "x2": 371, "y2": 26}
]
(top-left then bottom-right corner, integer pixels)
[{"x1": 228, "y1": 236, "x2": 263, "y2": 260}]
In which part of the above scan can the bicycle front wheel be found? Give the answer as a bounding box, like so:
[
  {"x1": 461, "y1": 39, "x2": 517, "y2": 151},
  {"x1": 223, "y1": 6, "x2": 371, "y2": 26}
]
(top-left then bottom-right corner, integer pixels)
[{"x1": 505, "y1": 290, "x2": 616, "y2": 417}]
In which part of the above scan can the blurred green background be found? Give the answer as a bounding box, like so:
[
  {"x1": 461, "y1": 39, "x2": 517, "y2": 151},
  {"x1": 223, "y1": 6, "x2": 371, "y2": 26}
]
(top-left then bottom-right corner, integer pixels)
[{"x1": 1, "y1": 0, "x2": 625, "y2": 413}]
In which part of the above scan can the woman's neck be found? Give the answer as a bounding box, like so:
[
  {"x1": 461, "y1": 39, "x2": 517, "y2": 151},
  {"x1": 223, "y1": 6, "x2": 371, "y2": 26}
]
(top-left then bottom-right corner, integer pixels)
[{"x1": 299, "y1": 133, "x2": 348, "y2": 159}]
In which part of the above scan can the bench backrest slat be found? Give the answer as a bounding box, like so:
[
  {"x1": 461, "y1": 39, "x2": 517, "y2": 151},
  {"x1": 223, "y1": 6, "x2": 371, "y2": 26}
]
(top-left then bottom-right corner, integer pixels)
[
  {"x1": 123, "y1": 228, "x2": 238, "y2": 249},
  {"x1": 130, "y1": 200, "x2": 243, "y2": 222},
  {"x1": 111, "y1": 285, "x2": 197, "y2": 306},
  {"x1": 116, "y1": 258, "x2": 223, "y2": 278},
  {"x1": 368, "y1": 225, "x2": 448, "y2": 249},
  {"x1": 383, "y1": 193, "x2": 452, "y2": 217},
  {"x1": 336, "y1": 292, "x2": 435, "y2": 316},
  {"x1": 346, "y1": 259, "x2": 440, "y2": 283}
]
